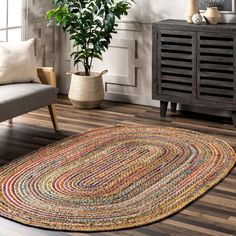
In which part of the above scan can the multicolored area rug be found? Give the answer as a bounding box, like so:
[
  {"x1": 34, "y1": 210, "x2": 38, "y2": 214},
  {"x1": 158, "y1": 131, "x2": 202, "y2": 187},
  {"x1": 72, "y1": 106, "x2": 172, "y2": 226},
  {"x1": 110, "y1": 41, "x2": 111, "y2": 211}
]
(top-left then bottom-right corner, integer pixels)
[{"x1": 0, "y1": 126, "x2": 235, "y2": 231}]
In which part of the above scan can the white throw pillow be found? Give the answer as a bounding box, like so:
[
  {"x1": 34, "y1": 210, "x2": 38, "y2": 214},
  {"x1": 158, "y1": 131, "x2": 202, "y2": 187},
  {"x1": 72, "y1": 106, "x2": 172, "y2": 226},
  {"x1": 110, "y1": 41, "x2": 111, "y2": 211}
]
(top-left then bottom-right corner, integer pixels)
[{"x1": 0, "y1": 39, "x2": 41, "y2": 85}]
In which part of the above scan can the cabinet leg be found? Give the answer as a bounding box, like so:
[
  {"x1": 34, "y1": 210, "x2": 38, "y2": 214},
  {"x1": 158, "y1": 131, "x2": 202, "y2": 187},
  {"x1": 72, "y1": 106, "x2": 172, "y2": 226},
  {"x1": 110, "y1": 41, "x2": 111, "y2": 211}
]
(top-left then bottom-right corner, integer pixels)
[
  {"x1": 8, "y1": 118, "x2": 13, "y2": 125},
  {"x1": 171, "y1": 103, "x2": 177, "y2": 113},
  {"x1": 160, "y1": 101, "x2": 168, "y2": 117},
  {"x1": 232, "y1": 111, "x2": 236, "y2": 128}
]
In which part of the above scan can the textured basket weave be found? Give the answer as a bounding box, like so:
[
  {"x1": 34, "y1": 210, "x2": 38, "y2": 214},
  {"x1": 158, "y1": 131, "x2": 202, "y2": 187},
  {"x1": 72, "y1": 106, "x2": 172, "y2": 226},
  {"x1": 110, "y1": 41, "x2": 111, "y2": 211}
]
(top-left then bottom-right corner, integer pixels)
[{"x1": 68, "y1": 71, "x2": 107, "y2": 109}]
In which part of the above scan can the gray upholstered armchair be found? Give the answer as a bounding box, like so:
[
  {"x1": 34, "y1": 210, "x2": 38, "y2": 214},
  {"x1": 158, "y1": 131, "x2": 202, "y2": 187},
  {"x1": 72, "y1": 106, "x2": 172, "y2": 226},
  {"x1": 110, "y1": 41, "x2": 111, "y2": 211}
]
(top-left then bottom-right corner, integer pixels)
[{"x1": 0, "y1": 67, "x2": 58, "y2": 132}]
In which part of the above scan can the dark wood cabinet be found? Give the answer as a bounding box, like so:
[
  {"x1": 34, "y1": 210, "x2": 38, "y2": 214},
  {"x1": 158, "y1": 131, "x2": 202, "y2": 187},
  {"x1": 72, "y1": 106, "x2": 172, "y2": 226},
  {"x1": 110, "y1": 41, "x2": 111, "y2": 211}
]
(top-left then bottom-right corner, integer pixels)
[{"x1": 152, "y1": 19, "x2": 236, "y2": 127}]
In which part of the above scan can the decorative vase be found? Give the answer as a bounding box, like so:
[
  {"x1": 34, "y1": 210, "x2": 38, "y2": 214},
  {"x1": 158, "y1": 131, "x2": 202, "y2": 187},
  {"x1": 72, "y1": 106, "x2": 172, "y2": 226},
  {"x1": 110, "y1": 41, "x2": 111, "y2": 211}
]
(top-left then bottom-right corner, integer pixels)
[
  {"x1": 192, "y1": 13, "x2": 203, "y2": 25},
  {"x1": 68, "y1": 70, "x2": 107, "y2": 109},
  {"x1": 185, "y1": 0, "x2": 199, "y2": 23},
  {"x1": 204, "y1": 7, "x2": 221, "y2": 25}
]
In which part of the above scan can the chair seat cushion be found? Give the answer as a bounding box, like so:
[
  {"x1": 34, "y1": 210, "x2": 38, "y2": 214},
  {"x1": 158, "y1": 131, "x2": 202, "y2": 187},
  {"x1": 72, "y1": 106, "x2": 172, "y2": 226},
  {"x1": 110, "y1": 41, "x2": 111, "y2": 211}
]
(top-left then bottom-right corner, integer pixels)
[{"x1": 0, "y1": 83, "x2": 57, "y2": 122}]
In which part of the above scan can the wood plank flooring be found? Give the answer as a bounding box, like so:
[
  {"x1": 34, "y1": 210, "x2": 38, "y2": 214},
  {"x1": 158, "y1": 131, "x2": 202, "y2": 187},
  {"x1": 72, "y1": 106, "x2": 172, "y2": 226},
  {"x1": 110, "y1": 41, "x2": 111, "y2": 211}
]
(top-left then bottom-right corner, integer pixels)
[{"x1": 0, "y1": 97, "x2": 236, "y2": 236}]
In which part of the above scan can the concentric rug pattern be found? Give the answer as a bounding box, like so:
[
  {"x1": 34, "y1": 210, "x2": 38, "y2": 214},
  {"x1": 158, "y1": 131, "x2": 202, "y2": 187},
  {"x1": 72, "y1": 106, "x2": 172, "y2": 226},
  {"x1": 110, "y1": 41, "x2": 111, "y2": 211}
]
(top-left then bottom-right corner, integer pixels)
[{"x1": 0, "y1": 126, "x2": 235, "y2": 231}]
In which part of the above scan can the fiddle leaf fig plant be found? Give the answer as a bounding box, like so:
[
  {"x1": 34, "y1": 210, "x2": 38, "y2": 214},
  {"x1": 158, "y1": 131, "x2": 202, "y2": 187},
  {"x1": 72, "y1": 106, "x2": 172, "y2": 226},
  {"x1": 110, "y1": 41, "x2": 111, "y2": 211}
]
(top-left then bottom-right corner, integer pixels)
[{"x1": 47, "y1": 0, "x2": 133, "y2": 76}]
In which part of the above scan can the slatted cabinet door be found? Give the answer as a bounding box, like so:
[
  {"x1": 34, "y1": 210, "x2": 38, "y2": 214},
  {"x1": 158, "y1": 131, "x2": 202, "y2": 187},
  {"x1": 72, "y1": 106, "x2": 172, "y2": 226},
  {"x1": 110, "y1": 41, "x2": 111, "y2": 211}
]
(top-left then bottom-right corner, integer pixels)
[
  {"x1": 197, "y1": 32, "x2": 236, "y2": 104},
  {"x1": 152, "y1": 20, "x2": 236, "y2": 127},
  {"x1": 158, "y1": 30, "x2": 197, "y2": 99}
]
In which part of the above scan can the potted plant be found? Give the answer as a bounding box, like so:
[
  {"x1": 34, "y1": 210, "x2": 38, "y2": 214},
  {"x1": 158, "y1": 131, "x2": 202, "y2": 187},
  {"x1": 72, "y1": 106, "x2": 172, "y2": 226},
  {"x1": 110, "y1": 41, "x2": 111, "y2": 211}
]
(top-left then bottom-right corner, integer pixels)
[{"x1": 47, "y1": 0, "x2": 133, "y2": 108}]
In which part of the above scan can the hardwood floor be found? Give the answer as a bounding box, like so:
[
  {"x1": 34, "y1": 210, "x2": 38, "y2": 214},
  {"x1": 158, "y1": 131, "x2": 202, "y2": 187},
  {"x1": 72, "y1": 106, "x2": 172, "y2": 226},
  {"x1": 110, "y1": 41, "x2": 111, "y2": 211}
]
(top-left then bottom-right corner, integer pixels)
[{"x1": 0, "y1": 97, "x2": 236, "y2": 236}]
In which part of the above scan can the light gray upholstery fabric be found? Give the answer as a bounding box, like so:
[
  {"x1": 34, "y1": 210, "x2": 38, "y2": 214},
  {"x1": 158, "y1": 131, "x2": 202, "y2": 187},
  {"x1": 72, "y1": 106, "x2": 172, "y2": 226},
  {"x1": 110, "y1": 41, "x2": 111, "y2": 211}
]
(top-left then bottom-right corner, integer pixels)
[{"x1": 0, "y1": 83, "x2": 57, "y2": 122}]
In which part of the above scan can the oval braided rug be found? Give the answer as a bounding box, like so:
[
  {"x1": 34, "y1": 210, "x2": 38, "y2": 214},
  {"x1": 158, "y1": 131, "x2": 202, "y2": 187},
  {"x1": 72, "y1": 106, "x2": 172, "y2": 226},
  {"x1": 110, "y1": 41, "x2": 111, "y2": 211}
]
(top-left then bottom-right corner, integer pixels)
[{"x1": 0, "y1": 126, "x2": 235, "y2": 231}]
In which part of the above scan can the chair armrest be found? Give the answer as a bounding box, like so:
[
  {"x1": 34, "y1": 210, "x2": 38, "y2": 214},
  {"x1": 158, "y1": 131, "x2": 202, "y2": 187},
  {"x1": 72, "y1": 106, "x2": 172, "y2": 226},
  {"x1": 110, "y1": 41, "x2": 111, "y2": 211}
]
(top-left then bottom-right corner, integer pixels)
[{"x1": 37, "y1": 67, "x2": 56, "y2": 87}]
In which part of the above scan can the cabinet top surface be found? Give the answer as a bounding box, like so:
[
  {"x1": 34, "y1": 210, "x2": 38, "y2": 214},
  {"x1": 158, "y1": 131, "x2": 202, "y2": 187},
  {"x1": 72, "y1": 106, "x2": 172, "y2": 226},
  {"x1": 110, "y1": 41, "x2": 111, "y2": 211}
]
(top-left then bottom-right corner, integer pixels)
[{"x1": 153, "y1": 19, "x2": 236, "y2": 32}]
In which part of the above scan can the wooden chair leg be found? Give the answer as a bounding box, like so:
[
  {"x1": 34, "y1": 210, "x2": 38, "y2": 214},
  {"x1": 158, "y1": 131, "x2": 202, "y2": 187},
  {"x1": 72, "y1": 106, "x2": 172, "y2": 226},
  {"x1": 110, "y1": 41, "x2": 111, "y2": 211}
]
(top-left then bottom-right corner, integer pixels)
[
  {"x1": 8, "y1": 118, "x2": 13, "y2": 125},
  {"x1": 48, "y1": 104, "x2": 59, "y2": 132}
]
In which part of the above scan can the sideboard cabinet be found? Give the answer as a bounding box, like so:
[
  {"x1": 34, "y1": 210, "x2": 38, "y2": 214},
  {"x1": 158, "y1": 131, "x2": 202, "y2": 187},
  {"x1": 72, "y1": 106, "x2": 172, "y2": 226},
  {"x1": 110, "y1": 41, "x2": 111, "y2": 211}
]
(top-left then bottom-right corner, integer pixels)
[{"x1": 152, "y1": 19, "x2": 236, "y2": 127}]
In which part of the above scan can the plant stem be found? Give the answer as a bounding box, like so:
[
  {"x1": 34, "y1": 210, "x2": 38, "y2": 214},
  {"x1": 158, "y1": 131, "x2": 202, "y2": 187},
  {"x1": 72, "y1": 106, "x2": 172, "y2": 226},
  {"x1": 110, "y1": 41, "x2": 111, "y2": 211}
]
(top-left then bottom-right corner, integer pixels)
[{"x1": 84, "y1": 57, "x2": 90, "y2": 76}]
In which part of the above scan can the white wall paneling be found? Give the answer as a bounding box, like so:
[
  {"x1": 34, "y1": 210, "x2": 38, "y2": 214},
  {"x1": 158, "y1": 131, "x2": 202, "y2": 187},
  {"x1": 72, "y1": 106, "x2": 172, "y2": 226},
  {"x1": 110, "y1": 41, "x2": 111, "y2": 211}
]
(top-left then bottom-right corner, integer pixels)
[
  {"x1": 59, "y1": 21, "x2": 160, "y2": 106},
  {"x1": 95, "y1": 22, "x2": 150, "y2": 105}
]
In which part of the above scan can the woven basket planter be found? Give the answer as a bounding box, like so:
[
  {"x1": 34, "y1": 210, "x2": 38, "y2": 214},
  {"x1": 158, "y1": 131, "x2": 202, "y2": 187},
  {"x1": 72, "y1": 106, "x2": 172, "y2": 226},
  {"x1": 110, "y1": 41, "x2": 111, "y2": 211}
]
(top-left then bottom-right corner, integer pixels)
[{"x1": 68, "y1": 71, "x2": 107, "y2": 109}]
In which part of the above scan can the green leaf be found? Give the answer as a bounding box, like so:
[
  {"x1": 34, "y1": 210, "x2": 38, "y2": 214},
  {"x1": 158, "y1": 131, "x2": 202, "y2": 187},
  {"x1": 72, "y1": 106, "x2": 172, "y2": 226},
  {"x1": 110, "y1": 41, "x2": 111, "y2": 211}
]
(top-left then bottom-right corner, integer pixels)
[{"x1": 47, "y1": 0, "x2": 134, "y2": 73}]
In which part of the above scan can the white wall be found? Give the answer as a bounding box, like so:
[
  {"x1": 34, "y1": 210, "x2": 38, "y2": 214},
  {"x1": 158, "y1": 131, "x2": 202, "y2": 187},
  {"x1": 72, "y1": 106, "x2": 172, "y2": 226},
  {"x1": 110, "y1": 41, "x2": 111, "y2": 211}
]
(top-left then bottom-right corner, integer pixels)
[
  {"x1": 127, "y1": 0, "x2": 185, "y2": 23},
  {"x1": 127, "y1": 0, "x2": 236, "y2": 23}
]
